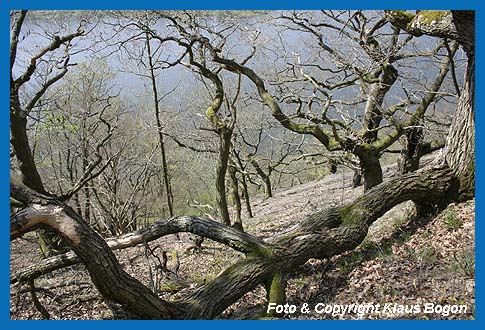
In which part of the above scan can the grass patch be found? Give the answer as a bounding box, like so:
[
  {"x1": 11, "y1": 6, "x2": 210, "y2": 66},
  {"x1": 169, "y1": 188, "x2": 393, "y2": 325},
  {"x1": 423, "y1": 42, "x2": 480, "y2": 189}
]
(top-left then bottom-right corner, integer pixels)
[
  {"x1": 409, "y1": 245, "x2": 439, "y2": 265},
  {"x1": 443, "y1": 211, "x2": 463, "y2": 231},
  {"x1": 445, "y1": 250, "x2": 475, "y2": 277}
]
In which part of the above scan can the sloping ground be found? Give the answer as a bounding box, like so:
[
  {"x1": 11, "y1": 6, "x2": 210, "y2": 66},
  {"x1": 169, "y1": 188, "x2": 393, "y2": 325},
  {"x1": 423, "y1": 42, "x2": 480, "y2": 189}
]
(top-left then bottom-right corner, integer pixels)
[
  {"x1": 241, "y1": 163, "x2": 397, "y2": 239},
  {"x1": 10, "y1": 163, "x2": 474, "y2": 320},
  {"x1": 334, "y1": 200, "x2": 475, "y2": 320},
  {"x1": 221, "y1": 199, "x2": 475, "y2": 320}
]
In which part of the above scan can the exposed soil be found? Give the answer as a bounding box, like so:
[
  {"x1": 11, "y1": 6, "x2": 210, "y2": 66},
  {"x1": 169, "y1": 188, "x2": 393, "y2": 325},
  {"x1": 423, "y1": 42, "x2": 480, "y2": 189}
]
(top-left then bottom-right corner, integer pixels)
[{"x1": 10, "y1": 161, "x2": 475, "y2": 320}]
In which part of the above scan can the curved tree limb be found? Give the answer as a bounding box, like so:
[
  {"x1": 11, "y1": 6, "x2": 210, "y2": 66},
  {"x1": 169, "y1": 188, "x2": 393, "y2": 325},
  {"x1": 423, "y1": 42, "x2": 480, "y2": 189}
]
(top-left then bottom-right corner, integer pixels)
[
  {"x1": 372, "y1": 42, "x2": 457, "y2": 154},
  {"x1": 385, "y1": 10, "x2": 474, "y2": 199},
  {"x1": 384, "y1": 11, "x2": 457, "y2": 40},
  {"x1": 177, "y1": 164, "x2": 454, "y2": 318},
  {"x1": 11, "y1": 199, "x2": 270, "y2": 284},
  {"x1": 11, "y1": 164, "x2": 454, "y2": 319},
  {"x1": 10, "y1": 184, "x2": 181, "y2": 319},
  {"x1": 10, "y1": 10, "x2": 474, "y2": 320}
]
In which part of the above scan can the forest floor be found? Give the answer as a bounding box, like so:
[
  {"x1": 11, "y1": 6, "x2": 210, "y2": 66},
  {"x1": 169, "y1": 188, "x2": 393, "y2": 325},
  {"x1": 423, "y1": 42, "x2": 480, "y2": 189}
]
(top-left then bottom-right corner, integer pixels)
[{"x1": 10, "y1": 159, "x2": 475, "y2": 320}]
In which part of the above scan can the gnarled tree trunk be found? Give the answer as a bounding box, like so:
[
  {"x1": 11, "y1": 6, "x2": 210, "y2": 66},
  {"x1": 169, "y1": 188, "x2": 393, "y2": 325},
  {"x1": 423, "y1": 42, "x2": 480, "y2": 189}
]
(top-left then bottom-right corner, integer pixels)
[
  {"x1": 10, "y1": 10, "x2": 474, "y2": 320},
  {"x1": 215, "y1": 128, "x2": 233, "y2": 226},
  {"x1": 10, "y1": 164, "x2": 455, "y2": 319},
  {"x1": 358, "y1": 152, "x2": 383, "y2": 192},
  {"x1": 440, "y1": 12, "x2": 474, "y2": 200},
  {"x1": 398, "y1": 127, "x2": 424, "y2": 174}
]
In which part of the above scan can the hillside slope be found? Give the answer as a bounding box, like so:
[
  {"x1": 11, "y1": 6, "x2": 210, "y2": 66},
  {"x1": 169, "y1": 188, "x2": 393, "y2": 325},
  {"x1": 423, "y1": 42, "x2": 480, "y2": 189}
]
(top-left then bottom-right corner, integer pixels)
[{"x1": 10, "y1": 164, "x2": 475, "y2": 319}]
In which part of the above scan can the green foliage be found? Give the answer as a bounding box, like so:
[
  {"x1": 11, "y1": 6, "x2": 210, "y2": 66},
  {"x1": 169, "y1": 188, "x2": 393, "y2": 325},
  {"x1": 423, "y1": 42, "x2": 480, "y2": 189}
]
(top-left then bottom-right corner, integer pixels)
[
  {"x1": 443, "y1": 211, "x2": 463, "y2": 231},
  {"x1": 335, "y1": 250, "x2": 366, "y2": 272},
  {"x1": 43, "y1": 109, "x2": 80, "y2": 133}
]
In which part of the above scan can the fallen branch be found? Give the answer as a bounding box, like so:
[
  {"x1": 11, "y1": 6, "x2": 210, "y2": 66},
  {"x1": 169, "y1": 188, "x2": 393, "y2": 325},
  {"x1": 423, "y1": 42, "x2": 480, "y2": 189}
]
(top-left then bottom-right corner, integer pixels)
[
  {"x1": 11, "y1": 213, "x2": 269, "y2": 284},
  {"x1": 10, "y1": 164, "x2": 453, "y2": 318}
]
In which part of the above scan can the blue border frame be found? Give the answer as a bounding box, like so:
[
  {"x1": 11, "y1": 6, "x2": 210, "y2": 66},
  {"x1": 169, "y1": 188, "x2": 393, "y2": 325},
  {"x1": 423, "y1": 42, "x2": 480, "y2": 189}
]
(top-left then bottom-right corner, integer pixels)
[{"x1": 3, "y1": 0, "x2": 482, "y2": 327}]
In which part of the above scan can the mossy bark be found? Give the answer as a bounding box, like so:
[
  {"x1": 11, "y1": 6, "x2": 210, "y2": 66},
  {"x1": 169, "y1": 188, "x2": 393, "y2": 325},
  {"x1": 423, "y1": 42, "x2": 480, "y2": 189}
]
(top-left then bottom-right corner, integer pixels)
[
  {"x1": 228, "y1": 159, "x2": 242, "y2": 229},
  {"x1": 263, "y1": 272, "x2": 286, "y2": 317},
  {"x1": 215, "y1": 128, "x2": 233, "y2": 226}
]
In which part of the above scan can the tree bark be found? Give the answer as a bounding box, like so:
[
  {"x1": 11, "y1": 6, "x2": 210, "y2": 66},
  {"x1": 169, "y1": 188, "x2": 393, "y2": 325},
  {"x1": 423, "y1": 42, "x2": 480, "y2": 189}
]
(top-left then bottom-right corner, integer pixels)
[
  {"x1": 358, "y1": 152, "x2": 383, "y2": 192},
  {"x1": 443, "y1": 53, "x2": 474, "y2": 200},
  {"x1": 240, "y1": 173, "x2": 253, "y2": 218},
  {"x1": 362, "y1": 64, "x2": 398, "y2": 143},
  {"x1": 172, "y1": 166, "x2": 455, "y2": 319},
  {"x1": 10, "y1": 95, "x2": 46, "y2": 194},
  {"x1": 228, "y1": 159, "x2": 243, "y2": 230},
  {"x1": 11, "y1": 212, "x2": 268, "y2": 285},
  {"x1": 352, "y1": 168, "x2": 362, "y2": 188},
  {"x1": 10, "y1": 10, "x2": 474, "y2": 320},
  {"x1": 10, "y1": 11, "x2": 85, "y2": 257},
  {"x1": 216, "y1": 129, "x2": 233, "y2": 226},
  {"x1": 233, "y1": 151, "x2": 254, "y2": 218},
  {"x1": 249, "y1": 158, "x2": 272, "y2": 199},
  {"x1": 264, "y1": 272, "x2": 286, "y2": 317},
  {"x1": 11, "y1": 184, "x2": 182, "y2": 319},
  {"x1": 386, "y1": 10, "x2": 474, "y2": 199},
  {"x1": 11, "y1": 92, "x2": 67, "y2": 258},
  {"x1": 10, "y1": 164, "x2": 455, "y2": 319},
  {"x1": 356, "y1": 64, "x2": 397, "y2": 189},
  {"x1": 398, "y1": 127, "x2": 424, "y2": 174}
]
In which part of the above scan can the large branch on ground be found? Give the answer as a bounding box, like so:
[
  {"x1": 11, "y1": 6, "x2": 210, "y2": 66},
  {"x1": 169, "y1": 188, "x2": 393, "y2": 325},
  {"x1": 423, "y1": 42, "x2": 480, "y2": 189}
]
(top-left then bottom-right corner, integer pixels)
[
  {"x1": 11, "y1": 164, "x2": 454, "y2": 319},
  {"x1": 11, "y1": 206, "x2": 269, "y2": 284},
  {"x1": 10, "y1": 10, "x2": 474, "y2": 319},
  {"x1": 10, "y1": 250, "x2": 78, "y2": 285},
  {"x1": 10, "y1": 184, "x2": 181, "y2": 319},
  {"x1": 177, "y1": 165, "x2": 454, "y2": 318},
  {"x1": 106, "y1": 216, "x2": 269, "y2": 253}
]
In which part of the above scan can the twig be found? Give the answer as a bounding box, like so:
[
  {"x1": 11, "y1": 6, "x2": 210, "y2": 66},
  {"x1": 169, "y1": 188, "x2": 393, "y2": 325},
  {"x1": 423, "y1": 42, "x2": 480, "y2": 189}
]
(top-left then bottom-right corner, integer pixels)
[{"x1": 29, "y1": 279, "x2": 50, "y2": 319}]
